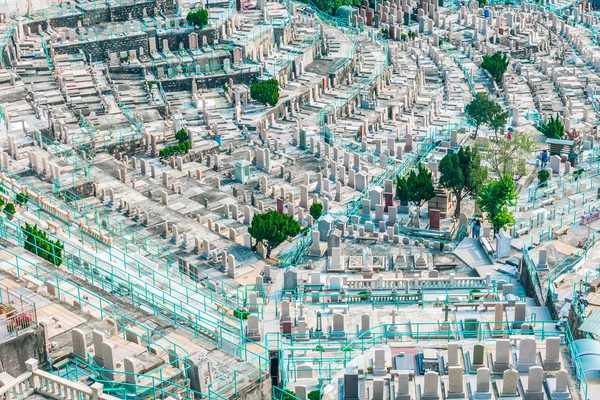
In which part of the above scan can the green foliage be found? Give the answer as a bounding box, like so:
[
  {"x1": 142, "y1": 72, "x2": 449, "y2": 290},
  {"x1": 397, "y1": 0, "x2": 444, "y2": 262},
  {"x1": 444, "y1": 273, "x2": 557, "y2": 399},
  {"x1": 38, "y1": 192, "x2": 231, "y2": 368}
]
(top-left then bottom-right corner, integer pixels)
[
  {"x1": 159, "y1": 140, "x2": 191, "y2": 157},
  {"x1": 250, "y1": 79, "x2": 280, "y2": 107},
  {"x1": 465, "y1": 92, "x2": 506, "y2": 137},
  {"x1": 481, "y1": 51, "x2": 509, "y2": 83},
  {"x1": 248, "y1": 211, "x2": 300, "y2": 258},
  {"x1": 281, "y1": 390, "x2": 296, "y2": 400},
  {"x1": 400, "y1": 33, "x2": 408, "y2": 41},
  {"x1": 308, "y1": 391, "x2": 322, "y2": 400},
  {"x1": 22, "y1": 223, "x2": 64, "y2": 267},
  {"x1": 311, "y1": 0, "x2": 360, "y2": 14},
  {"x1": 175, "y1": 128, "x2": 189, "y2": 143},
  {"x1": 15, "y1": 193, "x2": 29, "y2": 206},
  {"x1": 4, "y1": 203, "x2": 15, "y2": 216},
  {"x1": 537, "y1": 113, "x2": 565, "y2": 140},
  {"x1": 0, "y1": 197, "x2": 5, "y2": 208},
  {"x1": 186, "y1": 8, "x2": 209, "y2": 28},
  {"x1": 147, "y1": 82, "x2": 153, "y2": 90},
  {"x1": 439, "y1": 146, "x2": 487, "y2": 218},
  {"x1": 222, "y1": 83, "x2": 229, "y2": 92},
  {"x1": 314, "y1": 345, "x2": 325, "y2": 352},
  {"x1": 309, "y1": 202, "x2": 323, "y2": 220},
  {"x1": 233, "y1": 309, "x2": 250, "y2": 320},
  {"x1": 407, "y1": 30, "x2": 416, "y2": 40},
  {"x1": 483, "y1": 131, "x2": 535, "y2": 181},
  {"x1": 537, "y1": 169, "x2": 550, "y2": 188},
  {"x1": 478, "y1": 0, "x2": 487, "y2": 5},
  {"x1": 395, "y1": 163, "x2": 435, "y2": 207},
  {"x1": 476, "y1": 174, "x2": 519, "y2": 233},
  {"x1": 573, "y1": 168, "x2": 585, "y2": 180}
]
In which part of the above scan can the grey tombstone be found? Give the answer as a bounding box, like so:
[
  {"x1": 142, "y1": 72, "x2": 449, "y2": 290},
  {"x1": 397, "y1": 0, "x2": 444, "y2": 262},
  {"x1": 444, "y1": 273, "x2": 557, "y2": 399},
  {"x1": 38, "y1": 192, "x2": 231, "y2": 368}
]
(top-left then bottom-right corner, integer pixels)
[
  {"x1": 447, "y1": 365, "x2": 465, "y2": 398},
  {"x1": 517, "y1": 338, "x2": 537, "y2": 371},
  {"x1": 297, "y1": 364, "x2": 313, "y2": 379},
  {"x1": 344, "y1": 373, "x2": 360, "y2": 400},
  {"x1": 514, "y1": 302, "x2": 526, "y2": 328},
  {"x1": 493, "y1": 339, "x2": 511, "y2": 372},
  {"x1": 71, "y1": 329, "x2": 87, "y2": 359},
  {"x1": 544, "y1": 337, "x2": 561, "y2": 370},
  {"x1": 447, "y1": 343, "x2": 460, "y2": 367},
  {"x1": 474, "y1": 367, "x2": 491, "y2": 399},
  {"x1": 552, "y1": 370, "x2": 570, "y2": 399},
  {"x1": 526, "y1": 366, "x2": 544, "y2": 400},
  {"x1": 373, "y1": 348, "x2": 386, "y2": 376},
  {"x1": 501, "y1": 368, "x2": 519, "y2": 397},
  {"x1": 373, "y1": 379, "x2": 385, "y2": 400},
  {"x1": 396, "y1": 372, "x2": 411, "y2": 400},
  {"x1": 295, "y1": 385, "x2": 307, "y2": 400},
  {"x1": 472, "y1": 343, "x2": 485, "y2": 369},
  {"x1": 422, "y1": 371, "x2": 440, "y2": 400}
]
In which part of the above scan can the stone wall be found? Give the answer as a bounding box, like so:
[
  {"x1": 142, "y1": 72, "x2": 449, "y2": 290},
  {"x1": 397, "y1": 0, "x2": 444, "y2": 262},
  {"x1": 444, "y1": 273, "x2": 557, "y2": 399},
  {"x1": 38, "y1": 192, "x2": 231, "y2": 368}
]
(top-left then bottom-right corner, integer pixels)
[
  {"x1": 160, "y1": 71, "x2": 259, "y2": 91},
  {"x1": 53, "y1": 33, "x2": 149, "y2": 62},
  {"x1": 0, "y1": 328, "x2": 47, "y2": 377}
]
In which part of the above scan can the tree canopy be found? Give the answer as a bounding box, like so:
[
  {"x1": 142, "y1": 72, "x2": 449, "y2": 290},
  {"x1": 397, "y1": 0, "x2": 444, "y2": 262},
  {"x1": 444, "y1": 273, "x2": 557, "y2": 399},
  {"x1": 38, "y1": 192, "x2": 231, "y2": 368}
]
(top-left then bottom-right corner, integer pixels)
[
  {"x1": 186, "y1": 9, "x2": 209, "y2": 29},
  {"x1": 309, "y1": 202, "x2": 323, "y2": 220},
  {"x1": 175, "y1": 128, "x2": 189, "y2": 143},
  {"x1": 476, "y1": 174, "x2": 518, "y2": 234},
  {"x1": 22, "y1": 223, "x2": 64, "y2": 266},
  {"x1": 537, "y1": 113, "x2": 565, "y2": 140},
  {"x1": 465, "y1": 92, "x2": 507, "y2": 137},
  {"x1": 481, "y1": 51, "x2": 510, "y2": 83},
  {"x1": 395, "y1": 163, "x2": 436, "y2": 207},
  {"x1": 439, "y1": 146, "x2": 487, "y2": 218},
  {"x1": 482, "y1": 131, "x2": 535, "y2": 181},
  {"x1": 311, "y1": 0, "x2": 361, "y2": 14},
  {"x1": 248, "y1": 211, "x2": 300, "y2": 258},
  {"x1": 250, "y1": 79, "x2": 280, "y2": 107}
]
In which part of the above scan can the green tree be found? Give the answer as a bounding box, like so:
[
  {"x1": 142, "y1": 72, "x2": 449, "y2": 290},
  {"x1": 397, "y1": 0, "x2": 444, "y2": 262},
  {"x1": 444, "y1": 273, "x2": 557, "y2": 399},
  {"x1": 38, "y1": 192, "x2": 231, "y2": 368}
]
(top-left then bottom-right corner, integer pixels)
[
  {"x1": 186, "y1": 8, "x2": 209, "y2": 29},
  {"x1": 15, "y1": 192, "x2": 29, "y2": 206},
  {"x1": 251, "y1": 79, "x2": 280, "y2": 106},
  {"x1": 483, "y1": 131, "x2": 535, "y2": 181},
  {"x1": 4, "y1": 202, "x2": 15, "y2": 216},
  {"x1": 481, "y1": 51, "x2": 510, "y2": 83},
  {"x1": 439, "y1": 146, "x2": 487, "y2": 219},
  {"x1": 476, "y1": 174, "x2": 518, "y2": 234},
  {"x1": 175, "y1": 128, "x2": 189, "y2": 143},
  {"x1": 281, "y1": 389, "x2": 296, "y2": 400},
  {"x1": 478, "y1": 0, "x2": 487, "y2": 5},
  {"x1": 465, "y1": 92, "x2": 505, "y2": 137},
  {"x1": 488, "y1": 109, "x2": 509, "y2": 138},
  {"x1": 537, "y1": 169, "x2": 550, "y2": 188},
  {"x1": 248, "y1": 211, "x2": 300, "y2": 258},
  {"x1": 537, "y1": 113, "x2": 565, "y2": 140},
  {"x1": 308, "y1": 391, "x2": 322, "y2": 400},
  {"x1": 309, "y1": 202, "x2": 323, "y2": 220},
  {"x1": 395, "y1": 164, "x2": 435, "y2": 207}
]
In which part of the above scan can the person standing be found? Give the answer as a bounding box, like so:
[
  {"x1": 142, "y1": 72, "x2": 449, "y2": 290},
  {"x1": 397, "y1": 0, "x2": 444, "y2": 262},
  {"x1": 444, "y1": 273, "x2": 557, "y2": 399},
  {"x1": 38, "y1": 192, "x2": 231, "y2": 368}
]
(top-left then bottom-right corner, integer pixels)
[{"x1": 541, "y1": 149, "x2": 549, "y2": 168}]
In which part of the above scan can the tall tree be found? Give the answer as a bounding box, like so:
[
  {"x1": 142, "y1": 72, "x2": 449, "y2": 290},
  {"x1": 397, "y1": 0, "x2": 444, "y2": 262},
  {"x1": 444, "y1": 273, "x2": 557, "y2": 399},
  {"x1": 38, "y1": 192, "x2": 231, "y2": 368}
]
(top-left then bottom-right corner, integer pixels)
[
  {"x1": 465, "y1": 92, "x2": 505, "y2": 137},
  {"x1": 439, "y1": 146, "x2": 488, "y2": 218},
  {"x1": 481, "y1": 51, "x2": 510, "y2": 83},
  {"x1": 187, "y1": 9, "x2": 209, "y2": 29},
  {"x1": 476, "y1": 174, "x2": 519, "y2": 234},
  {"x1": 248, "y1": 211, "x2": 300, "y2": 258},
  {"x1": 251, "y1": 79, "x2": 280, "y2": 107},
  {"x1": 488, "y1": 109, "x2": 509, "y2": 138},
  {"x1": 484, "y1": 131, "x2": 535, "y2": 181},
  {"x1": 395, "y1": 163, "x2": 435, "y2": 207}
]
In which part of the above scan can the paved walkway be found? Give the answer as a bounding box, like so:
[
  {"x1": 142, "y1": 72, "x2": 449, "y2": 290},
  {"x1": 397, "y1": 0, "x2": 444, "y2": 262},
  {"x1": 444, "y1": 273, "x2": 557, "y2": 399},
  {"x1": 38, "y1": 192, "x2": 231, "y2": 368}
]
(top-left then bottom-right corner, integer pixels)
[{"x1": 453, "y1": 238, "x2": 494, "y2": 269}]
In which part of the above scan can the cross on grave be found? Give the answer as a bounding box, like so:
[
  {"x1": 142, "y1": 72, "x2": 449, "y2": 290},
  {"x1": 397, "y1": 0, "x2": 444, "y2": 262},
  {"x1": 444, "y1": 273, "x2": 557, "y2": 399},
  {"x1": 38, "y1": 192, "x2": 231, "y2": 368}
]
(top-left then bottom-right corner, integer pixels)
[
  {"x1": 443, "y1": 303, "x2": 451, "y2": 322},
  {"x1": 391, "y1": 309, "x2": 399, "y2": 324}
]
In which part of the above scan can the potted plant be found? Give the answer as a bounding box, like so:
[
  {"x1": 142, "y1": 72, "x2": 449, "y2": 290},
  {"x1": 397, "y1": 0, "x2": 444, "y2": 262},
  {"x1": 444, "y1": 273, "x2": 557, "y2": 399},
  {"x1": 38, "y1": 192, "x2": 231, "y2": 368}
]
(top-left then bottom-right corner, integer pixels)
[
  {"x1": 5, "y1": 305, "x2": 16, "y2": 318},
  {"x1": 387, "y1": 366, "x2": 393, "y2": 373},
  {"x1": 0, "y1": 304, "x2": 5, "y2": 315},
  {"x1": 4, "y1": 202, "x2": 16, "y2": 220},
  {"x1": 367, "y1": 366, "x2": 374, "y2": 374}
]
